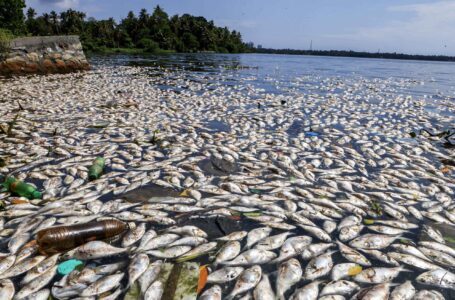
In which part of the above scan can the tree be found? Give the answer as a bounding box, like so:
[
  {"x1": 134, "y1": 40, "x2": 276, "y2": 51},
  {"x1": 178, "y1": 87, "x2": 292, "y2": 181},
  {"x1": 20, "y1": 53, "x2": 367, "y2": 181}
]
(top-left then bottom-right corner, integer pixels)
[
  {"x1": 25, "y1": 8, "x2": 37, "y2": 35},
  {"x1": 60, "y1": 9, "x2": 86, "y2": 34},
  {"x1": 0, "y1": 0, "x2": 26, "y2": 35},
  {"x1": 21, "y1": 6, "x2": 249, "y2": 54}
]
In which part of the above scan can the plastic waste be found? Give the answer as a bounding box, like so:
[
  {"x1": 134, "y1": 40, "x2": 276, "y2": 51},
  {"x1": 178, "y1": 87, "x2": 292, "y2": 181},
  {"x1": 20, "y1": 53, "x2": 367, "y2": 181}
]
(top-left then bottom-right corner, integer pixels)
[
  {"x1": 88, "y1": 157, "x2": 105, "y2": 180},
  {"x1": 57, "y1": 259, "x2": 84, "y2": 275},
  {"x1": 37, "y1": 219, "x2": 130, "y2": 254},
  {"x1": 305, "y1": 131, "x2": 320, "y2": 137},
  {"x1": 1, "y1": 177, "x2": 42, "y2": 200}
]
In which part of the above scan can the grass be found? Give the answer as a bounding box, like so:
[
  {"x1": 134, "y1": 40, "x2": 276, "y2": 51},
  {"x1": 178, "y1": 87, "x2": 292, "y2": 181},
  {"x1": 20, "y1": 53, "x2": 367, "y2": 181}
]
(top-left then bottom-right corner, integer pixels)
[{"x1": 0, "y1": 29, "x2": 13, "y2": 59}]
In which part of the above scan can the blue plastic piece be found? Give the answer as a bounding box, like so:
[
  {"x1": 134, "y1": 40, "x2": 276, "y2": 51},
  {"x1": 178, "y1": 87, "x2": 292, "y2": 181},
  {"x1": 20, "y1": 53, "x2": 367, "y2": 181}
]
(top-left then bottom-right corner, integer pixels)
[
  {"x1": 57, "y1": 259, "x2": 84, "y2": 275},
  {"x1": 305, "y1": 131, "x2": 320, "y2": 137}
]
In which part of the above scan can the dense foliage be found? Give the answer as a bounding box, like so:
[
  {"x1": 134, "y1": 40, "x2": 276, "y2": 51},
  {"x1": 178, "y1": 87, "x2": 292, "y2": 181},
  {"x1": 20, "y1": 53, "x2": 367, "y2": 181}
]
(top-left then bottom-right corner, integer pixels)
[
  {"x1": 255, "y1": 48, "x2": 455, "y2": 62},
  {"x1": 0, "y1": 0, "x2": 26, "y2": 35},
  {"x1": 21, "y1": 5, "x2": 250, "y2": 53}
]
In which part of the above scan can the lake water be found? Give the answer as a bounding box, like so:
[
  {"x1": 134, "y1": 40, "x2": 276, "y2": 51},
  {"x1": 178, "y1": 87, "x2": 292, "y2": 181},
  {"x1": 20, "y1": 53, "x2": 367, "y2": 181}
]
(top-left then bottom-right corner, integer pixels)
[{"x1": 91, "y1": 53, "x2": 455, "y2": 125}]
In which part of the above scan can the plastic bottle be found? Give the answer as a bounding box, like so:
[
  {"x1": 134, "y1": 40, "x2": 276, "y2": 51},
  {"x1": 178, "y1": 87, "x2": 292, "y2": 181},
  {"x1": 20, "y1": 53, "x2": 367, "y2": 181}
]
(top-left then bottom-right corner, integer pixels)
[
  {"x1": 37, "y1": 219, "x2": 131, "y2": 254},
  {"x1": 88, "y1": 157, "x2": 105, "y2": 180},
  {"x1": 1, "y1": 177, "x2": 42, "y2": 200}
]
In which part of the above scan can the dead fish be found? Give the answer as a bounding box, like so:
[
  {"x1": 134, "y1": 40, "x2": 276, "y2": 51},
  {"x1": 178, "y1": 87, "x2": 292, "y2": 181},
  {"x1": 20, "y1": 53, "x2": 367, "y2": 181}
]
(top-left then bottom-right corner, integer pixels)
[
  {"x1": 207, "y1": 266, "x2": 244, "y2": 284},
  {"x1": 127, "y1": 253, "x2": 149, "y2": 287},
  {"x1": 0, "y1": 279, "x2": 14, "y2": 300},
  {"x1": 276, "y1": 258, "x2": 302, "y2": 299},
  {"x1": 304, "y1": 251, "x2": 334, "y2": 280},
  {"x1": 336, "y1": 241, "x2": 371, "y2": 266},
  {"x1": 121, "y1": 222, "x2": 146, "y2": 248},
  {"x1": 354, "y1": 266, "x2": 407, "y2": 284},
  {"x1": 222, "y1": 249, "x2": 277, "y2": 266},
  {"x1": 416, "y1": 268, "x2": 455, "y2": 290},
  {"x1": 147, "y1": 245, "x2": 191, "y2": 259},
  {"x1": 226, "y1": 265, "x2": 262, "y2": 299},
  {"x1": 200, "y1": 285, "x2": 222, "y2": 300},
  {"x1": 390, "y1": 280, "x2": 415, "y2": 300},
  {"x1": 349, "y1": 234, "x2": 401, "y2": 250},
  {"x1": 15, "y1": 265, "x2": 57, "y2": 299},
  {"x1": 138, "y1": 260, "x2": 162, "y2": 296},
  {"x1": 217, "y1": 231, "x2": 248, "y2": 242},
  {"x1": 177, "y1": 242, "x2": 217, "y2": 259},
  {"x1": 81, "y1": 273, "x2": 124, "y2": 297},
  {"x1": 289, "y1": 280, "x2": 322, "y2": 300},
  {"x1": 319, "y1": 280, "x2": 359, "y2": 297},
  {"x1": 274, "y1": 235, "x2": 312, "y2": 263},
  {"x1": 351, "y1": 283, "x2": 390, "y2": 300},
  {"x1": 245, "y1": 227, "x2": 272, "y2": 249},
  {"x1": 215, "y1": 241, "x2": 241, "y2": 265},
  {"x1": 64, "y1": 241, "x2": 127, "y2": 260},
  {"x1": 253, "y1": 274, "x2": 275, "y2": 300},
  {"x1": 0, "y1": 256, "x2": 46, "y2": 279},
  {"x1": 331, "y1": 263, "x2": 363, "y2": 281}
]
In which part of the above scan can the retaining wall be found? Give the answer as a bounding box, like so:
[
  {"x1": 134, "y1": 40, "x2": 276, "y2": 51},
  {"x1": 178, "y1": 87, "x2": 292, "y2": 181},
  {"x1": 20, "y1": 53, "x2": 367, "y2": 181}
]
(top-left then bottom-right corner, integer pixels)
[{"x1": 0, "y1": 35, "x2": 90, "y2": 75}]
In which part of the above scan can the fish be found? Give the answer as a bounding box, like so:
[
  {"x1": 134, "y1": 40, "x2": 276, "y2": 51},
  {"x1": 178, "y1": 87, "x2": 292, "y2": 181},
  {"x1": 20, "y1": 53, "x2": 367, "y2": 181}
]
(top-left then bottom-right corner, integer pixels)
[
  {"x1": 226, "y1": 265, "x2": 262, "y2": 299},
  {"x1": 207, "y1": 266, "x2": 244, "y2": 284},
  {"x1": 200, "y1": 285, "x2": 222, "y2": 300},
  {"x1": 331, "y1": 263, "x2": 363, "y2": 281},
  {"x1": 276, "y1": 258, "x2": 302, "y2": 299},
  {"x1": 222, "y1": 249, "x2": 277, "y2": 266},
  {"x1": 353, "y1": 266, "x2": 407, "y2": 284},
  {"x1": 304, "y1": 251, "x2": 334, "y2": 280},
  {"x1": 319, "y1": 280, "x2": 360, "y2": 297},
  {"x1": 289, "y1": 280, "x2": 322, "y2": 300},
  {"x1": 390, "y1": 280, "x2": 415, "y2": 300},
  {"x1": 215, "y1": 241, "x2": 241, "y2": 265},
  {"x1": 245, "y1": 227, "x2": 272, "y2": 249},
  {"x1": 349, "y1": 234, "x2": 401, "y2": 250},
  {"x1": 138, "y1": 260, "x2": 162, "y2": 296},
  {"x1": 416, "y1": 268, "x2": 455, "y2": 290},
  {"x1": 80, "y1": 273, "x2": 124, "y2": 297},
  {"x1": 63, "y1": 241, "x2": 127, "y2": 260},
  {"x1": 253, "y1": 274, "x2": 275, "y2": 300},
  {"x1": 147, "y1": 245, "x2": 191, "y2": 258},
  {"x1": 15, "y1": 265, "x2": 57, "y2": 299},
  {"x1": 127, "y1": 253, "x2": 149, "y2": 287},
  {"x1": 0, "y1": 279, "x2": 14, "y2": 300}
]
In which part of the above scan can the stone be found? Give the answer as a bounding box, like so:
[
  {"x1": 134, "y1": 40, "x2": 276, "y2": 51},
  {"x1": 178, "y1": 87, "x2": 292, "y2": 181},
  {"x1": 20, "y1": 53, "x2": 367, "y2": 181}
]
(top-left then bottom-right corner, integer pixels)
[
  {"x1": 50, "y1": 53, "x2": 62, "y2": 59},
  {"x1": 62, "y1": 54, "x2": 73, "y2": 61},
  {"x1": 41, "y1": 59, "x2": 56, "y2": 72},
  {"x1": 0, "y1": 35, "x2": 90, "y2": 75},
  {"x1": 55, "y1": 59, "x2": 67, "y2": 71},
  {"x1": 23, "y1": 62, "x2": 39, "y2": 73},
  {"x1": 26, "y1": 53, "x2": 40, "y2": 62}
]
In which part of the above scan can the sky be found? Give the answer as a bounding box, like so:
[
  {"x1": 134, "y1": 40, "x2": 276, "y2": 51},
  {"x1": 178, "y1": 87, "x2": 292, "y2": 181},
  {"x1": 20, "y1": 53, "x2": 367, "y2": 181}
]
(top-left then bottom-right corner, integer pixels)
[{"x1": 25, "y1": 0, "x2": 455, "y2": 55}]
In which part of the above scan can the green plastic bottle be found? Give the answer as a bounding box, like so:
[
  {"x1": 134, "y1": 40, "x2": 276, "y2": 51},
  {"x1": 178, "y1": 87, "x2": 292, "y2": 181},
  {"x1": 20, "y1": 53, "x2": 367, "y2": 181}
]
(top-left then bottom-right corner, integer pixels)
[
  {"x1": 2, "y1": 177, "x2": 42, "y2": 200},
  {"x1": 88, "y1": 157, "x2": 105, "y2": 181}
]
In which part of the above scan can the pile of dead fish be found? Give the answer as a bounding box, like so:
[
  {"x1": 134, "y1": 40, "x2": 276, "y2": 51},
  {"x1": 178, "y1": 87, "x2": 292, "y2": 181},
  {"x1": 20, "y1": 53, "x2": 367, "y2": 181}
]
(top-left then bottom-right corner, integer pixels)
[{"x1": 0, "y1": 63, "x2": 454, "y2": 300}]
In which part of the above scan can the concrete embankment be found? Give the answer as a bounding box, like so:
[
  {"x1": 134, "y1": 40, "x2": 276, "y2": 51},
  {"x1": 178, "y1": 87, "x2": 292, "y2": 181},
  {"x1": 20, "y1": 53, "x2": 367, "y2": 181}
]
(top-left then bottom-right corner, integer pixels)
[{"x1": 0, "y1": 35, "x2": 90, "y2": 75}]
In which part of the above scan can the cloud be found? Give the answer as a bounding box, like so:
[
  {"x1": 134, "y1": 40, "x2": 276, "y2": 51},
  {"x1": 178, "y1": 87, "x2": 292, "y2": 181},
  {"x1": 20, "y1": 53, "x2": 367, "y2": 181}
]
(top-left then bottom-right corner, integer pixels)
[
  {"x1": 37, "y1": 0, "x2": 80, "y2": 9},
  {"x1": 325, "y1": 1, "x2": 455, "y2": 54}
]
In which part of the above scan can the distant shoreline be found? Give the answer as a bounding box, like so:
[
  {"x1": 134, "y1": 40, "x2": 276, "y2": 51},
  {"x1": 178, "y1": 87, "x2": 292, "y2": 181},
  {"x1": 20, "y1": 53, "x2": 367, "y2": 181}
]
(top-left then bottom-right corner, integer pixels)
[{"x1": 253, "y1": 48, "x2": 455, "y2": 62}]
